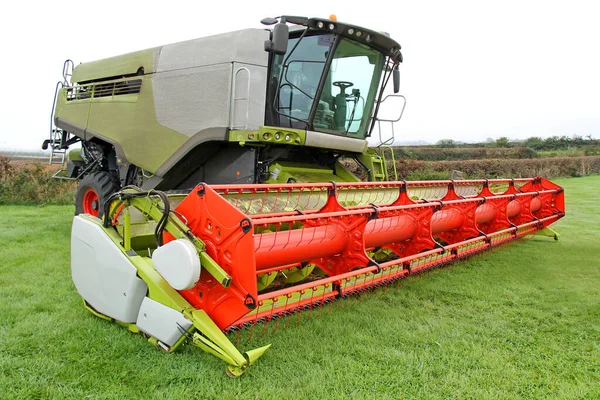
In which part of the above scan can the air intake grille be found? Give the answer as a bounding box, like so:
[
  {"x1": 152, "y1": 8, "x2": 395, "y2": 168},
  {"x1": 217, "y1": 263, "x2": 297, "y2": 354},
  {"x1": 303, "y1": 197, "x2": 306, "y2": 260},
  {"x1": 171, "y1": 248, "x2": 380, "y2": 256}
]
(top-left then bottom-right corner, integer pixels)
[{"x1": 66, "y1": 79, "x2": 142, "y2": 101}]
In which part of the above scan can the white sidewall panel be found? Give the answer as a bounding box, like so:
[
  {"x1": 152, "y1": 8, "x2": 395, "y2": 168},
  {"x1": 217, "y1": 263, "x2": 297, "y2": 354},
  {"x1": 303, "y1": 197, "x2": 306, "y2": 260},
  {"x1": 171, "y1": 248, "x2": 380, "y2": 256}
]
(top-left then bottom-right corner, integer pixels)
[
  {"x1": 71, "y1": 216, "x2": 148, "y2": 323},
  {"x1": 136, "y1": 297, "x2": 193, "y2": 347}
]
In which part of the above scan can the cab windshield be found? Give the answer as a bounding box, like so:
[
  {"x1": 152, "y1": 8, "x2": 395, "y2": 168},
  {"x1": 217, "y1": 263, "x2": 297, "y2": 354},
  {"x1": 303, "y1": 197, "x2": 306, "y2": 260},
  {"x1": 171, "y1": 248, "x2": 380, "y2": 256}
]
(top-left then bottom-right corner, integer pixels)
[{"x1": 270, "y1": 34, "x2": 385, "y2": 139}]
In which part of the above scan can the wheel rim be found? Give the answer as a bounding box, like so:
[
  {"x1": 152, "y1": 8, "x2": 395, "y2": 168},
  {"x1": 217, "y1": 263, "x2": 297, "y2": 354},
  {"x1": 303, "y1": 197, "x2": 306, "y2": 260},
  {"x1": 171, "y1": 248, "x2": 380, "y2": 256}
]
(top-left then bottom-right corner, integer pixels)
[{"x1": 83, "y1": 189, "x2": 100, "y2": 216}]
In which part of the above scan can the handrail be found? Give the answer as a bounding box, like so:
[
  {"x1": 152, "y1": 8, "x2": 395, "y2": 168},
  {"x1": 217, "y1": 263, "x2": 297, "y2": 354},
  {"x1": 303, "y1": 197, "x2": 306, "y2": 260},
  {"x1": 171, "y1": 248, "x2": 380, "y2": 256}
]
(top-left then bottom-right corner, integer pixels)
[
  {"x1": 62, "y1": 59, "x2": 74, "y2": 86},
  {"x1": 380, "y1": 145, "x2": 398, "y2": 181},
  {"x1": 375, "y1": 94, "x2": 406, "y2": 147},
  {"x1": 230, "y1": 67, "x2": 251, "y2": 129}
]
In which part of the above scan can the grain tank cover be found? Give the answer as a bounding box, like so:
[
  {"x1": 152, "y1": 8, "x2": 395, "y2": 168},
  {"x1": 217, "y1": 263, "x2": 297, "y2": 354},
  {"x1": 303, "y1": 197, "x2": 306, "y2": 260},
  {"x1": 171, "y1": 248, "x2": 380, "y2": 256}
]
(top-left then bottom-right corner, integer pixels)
[
  {"x1": 156, "y1": 29, "x2": 270, "y2": 71},
  {"x1": 70, "y1": 29, "x2": 269, "y2": 84}
]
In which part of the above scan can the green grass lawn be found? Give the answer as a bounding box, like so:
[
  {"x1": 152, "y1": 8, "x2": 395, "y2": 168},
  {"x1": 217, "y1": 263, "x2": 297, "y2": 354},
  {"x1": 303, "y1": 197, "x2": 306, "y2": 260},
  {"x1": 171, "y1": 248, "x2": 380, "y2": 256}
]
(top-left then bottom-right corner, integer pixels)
[{"x1": 1, "y1": 176, "x2": 599, "y2": 399}]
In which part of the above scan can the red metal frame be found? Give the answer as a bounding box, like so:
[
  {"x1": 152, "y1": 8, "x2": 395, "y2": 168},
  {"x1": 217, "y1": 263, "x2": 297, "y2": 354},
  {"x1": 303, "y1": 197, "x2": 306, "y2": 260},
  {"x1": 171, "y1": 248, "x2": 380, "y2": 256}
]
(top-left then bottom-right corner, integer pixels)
[{"x1": 165, "y1": 177, "x2": 564, "y2": 331}]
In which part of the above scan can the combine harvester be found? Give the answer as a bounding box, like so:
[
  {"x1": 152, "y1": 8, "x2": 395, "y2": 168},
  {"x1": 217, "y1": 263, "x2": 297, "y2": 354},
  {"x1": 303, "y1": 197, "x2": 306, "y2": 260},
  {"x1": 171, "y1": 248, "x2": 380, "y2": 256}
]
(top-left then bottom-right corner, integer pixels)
[{"x1": 44, "y1": 16, "x2": 565, "y2": 376}]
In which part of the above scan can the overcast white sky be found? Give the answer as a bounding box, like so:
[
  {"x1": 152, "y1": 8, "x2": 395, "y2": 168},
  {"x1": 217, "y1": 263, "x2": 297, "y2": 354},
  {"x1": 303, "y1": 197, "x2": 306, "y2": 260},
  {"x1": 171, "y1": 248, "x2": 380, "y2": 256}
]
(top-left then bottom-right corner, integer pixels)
[{"x1": 1, "y1": 0, "x2": 598, "y2": 151}]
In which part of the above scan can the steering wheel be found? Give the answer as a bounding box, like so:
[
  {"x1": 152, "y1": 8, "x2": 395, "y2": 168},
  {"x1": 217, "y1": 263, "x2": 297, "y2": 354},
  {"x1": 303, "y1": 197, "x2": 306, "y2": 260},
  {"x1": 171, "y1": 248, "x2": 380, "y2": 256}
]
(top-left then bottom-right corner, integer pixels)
[{"x1": 333, "y1": 81, "x2": 354, "y2": 94}]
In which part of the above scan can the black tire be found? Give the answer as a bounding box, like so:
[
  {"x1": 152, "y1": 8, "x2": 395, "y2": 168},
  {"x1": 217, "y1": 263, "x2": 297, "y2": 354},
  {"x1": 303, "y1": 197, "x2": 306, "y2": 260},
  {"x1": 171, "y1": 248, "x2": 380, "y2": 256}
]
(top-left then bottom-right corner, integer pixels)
[{"x1": 75, "y1": 171, "x2": 120, "y2": 217}]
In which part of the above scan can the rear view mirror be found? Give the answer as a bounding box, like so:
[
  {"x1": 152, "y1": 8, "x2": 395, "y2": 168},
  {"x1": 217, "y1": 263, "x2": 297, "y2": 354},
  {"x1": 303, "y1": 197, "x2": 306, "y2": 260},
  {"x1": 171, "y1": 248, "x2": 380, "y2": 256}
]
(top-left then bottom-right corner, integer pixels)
[
  {"x1": 393, "y1": 66, "x2": 400, "y2": 93},
  {"x1": 264, "y1": 20, "x2": 289, "y2": 55},
  {"x1": 272, "y1": 21, "x2": 289, "y2": 55}
]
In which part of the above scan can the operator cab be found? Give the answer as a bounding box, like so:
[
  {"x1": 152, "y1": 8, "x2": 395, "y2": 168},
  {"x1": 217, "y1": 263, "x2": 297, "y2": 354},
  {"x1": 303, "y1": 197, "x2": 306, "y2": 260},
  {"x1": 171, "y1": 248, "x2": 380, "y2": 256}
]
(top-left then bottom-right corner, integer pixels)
[{"x1": 263, "y1": 16, "x2": 403, "y2": 140}]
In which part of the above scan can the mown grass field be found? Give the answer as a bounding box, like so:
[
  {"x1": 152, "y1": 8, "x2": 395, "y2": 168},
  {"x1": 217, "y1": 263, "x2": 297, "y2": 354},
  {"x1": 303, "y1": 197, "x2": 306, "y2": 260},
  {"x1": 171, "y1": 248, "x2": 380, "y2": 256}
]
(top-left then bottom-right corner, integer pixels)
[{"x1": 0, "y1": 176, "x2": 599, "y2": 399}]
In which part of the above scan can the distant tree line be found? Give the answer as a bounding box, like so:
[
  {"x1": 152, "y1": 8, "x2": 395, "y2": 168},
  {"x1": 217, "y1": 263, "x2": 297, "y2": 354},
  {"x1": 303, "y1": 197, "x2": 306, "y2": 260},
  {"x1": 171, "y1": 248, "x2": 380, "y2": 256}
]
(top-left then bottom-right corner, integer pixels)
[
  {"x1": 434, "y1": 135, "x2": 599, "y2": 151},
  {"x1": 520, "y1": 135, "x2": 598, "y2": 151},
  {"x1": 392, "y1": 147, "x2": 538, "y2": 162}
]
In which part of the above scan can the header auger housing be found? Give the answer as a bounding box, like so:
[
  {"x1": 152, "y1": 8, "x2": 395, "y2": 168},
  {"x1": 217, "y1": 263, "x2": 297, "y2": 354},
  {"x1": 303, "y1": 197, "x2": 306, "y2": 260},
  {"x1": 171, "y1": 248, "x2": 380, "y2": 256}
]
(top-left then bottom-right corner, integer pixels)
[
  {"x1": 48, "y1": 15, "x2": 565, "y2": 376},
  {"x1": 72, "y1": 177, "x2": 564, "y2": 375}
]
